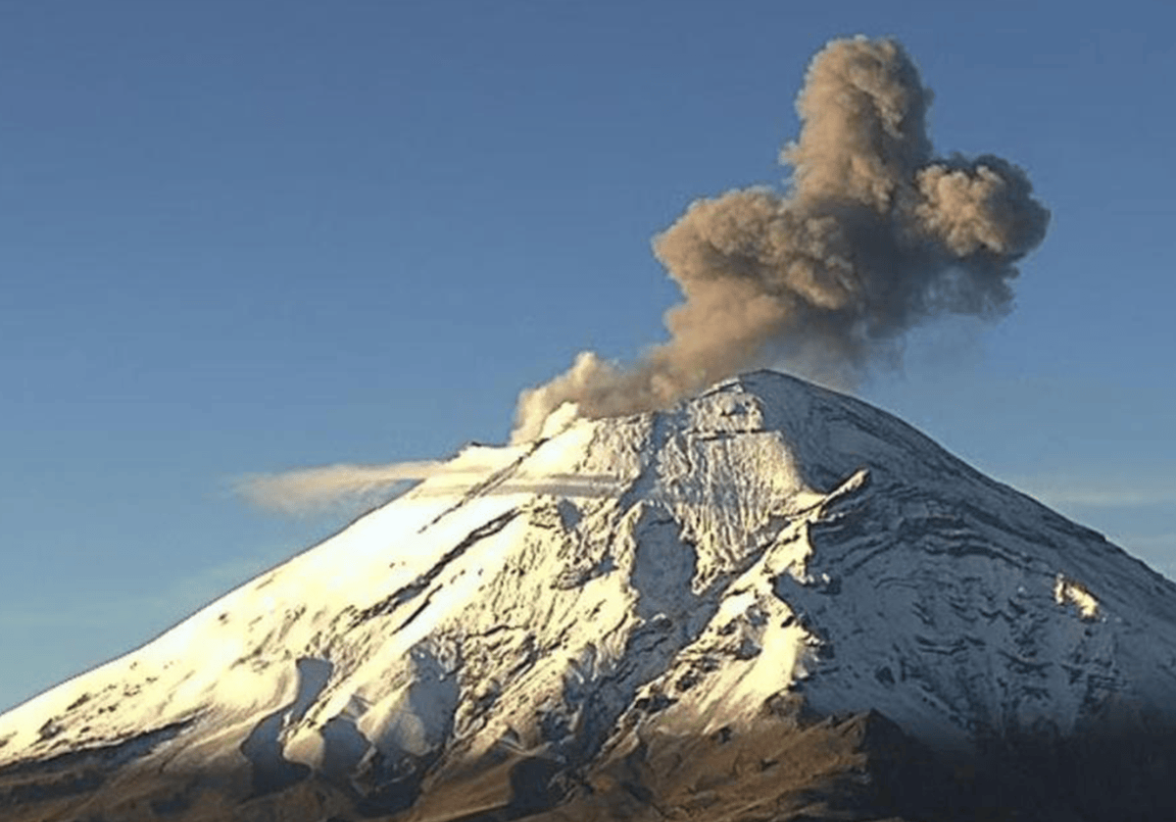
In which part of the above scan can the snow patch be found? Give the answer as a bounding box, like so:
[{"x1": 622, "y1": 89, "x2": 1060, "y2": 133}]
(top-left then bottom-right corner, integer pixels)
[{"x1": 1055, "y1": 574, "x2": 1100, "y2": 620}]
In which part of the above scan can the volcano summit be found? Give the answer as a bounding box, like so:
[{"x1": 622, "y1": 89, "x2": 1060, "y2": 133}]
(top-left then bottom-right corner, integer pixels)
[{"x1": 3, "y1": 371, "x2": 1176, "y2": 821}]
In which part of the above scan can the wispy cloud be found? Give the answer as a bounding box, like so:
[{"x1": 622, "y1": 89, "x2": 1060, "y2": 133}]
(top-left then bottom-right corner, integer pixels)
[
  {"x1": 234, "y1": 461, "x2": 455, "y2": 515},
  {"x1": 1009, "y1": 478, "x2": 1176, "y2": 580},
  {"x1": 1109, "y1": 533, "x2": 1176, "y2": 582},
  {"x1": 1011, "y1": 479, "x2": 1176, "y2": 509},
  {"x1": 1115, "y1": 532, "x2": 1176, "y2": 552}
]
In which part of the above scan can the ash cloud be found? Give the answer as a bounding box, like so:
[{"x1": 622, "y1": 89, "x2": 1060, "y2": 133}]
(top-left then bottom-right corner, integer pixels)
[{"x1": 513, "y1": 36, "x2": 1049, "y2": 442}]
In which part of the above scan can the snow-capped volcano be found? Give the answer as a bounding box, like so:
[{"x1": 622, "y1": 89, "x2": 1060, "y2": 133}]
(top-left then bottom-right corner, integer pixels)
[{"x1": 4, "y1": 371, "x2": 1176, "y2": 822}]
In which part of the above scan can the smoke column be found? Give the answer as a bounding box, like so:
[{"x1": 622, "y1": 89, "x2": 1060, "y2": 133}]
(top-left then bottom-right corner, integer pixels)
[{"x1": 512, "y1": 36, "x2": 1049, "y2": 442}]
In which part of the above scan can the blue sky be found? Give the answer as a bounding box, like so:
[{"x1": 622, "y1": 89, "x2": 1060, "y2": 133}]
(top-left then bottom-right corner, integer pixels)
[{"x1": 2, "y1": 1, "x2": 1174, "y2": 711}]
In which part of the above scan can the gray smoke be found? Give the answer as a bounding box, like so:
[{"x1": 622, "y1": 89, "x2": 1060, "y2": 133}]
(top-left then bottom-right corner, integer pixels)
[{"x1": 513, "y1": 36, "x2": 1049, "y2": 441}]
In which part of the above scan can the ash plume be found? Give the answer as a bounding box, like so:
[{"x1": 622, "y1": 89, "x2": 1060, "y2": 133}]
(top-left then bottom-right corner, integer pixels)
[{"x1": 513, "y1": 36, "x2": 1049, "y2": 442}]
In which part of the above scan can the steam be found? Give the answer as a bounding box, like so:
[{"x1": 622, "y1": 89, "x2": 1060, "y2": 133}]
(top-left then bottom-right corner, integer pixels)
[
  {"x1": 513, "y1": 36, "x2": 1049, "y2": 442},
  {"x1": 236, "y1": 461, "x2": 448, "y2": 514},
  {"x1": 237, "y1": 37, "x2": 1050, "y2": 517},
  {"x1": 235, "y1": 445, "x2": 534, "y2": 514}
]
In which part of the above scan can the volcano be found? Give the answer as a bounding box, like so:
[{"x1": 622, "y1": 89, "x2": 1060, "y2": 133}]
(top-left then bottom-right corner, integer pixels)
[{"x1": 4, "y1": 371, "x2": 1176, "y2": 821}]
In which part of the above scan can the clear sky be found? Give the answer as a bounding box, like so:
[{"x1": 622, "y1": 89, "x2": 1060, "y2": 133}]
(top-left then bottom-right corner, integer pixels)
[{"x1": 2, "y1": 1, "x2": 1174, "y2": 712}]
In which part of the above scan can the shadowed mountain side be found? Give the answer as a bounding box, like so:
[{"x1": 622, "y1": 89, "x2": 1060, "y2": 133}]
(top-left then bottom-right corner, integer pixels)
[
  {"x1": 0, "y1": 706, "x2": 958, "y2": 822},
  {"x1": 6, "y1": 700, "x2": 1176, "y2": 821},
  {"x1": 368, "y1": 709, "x2": 1176, "y2": 822},
  {"x1": 512, "y1": 707, "x2": 935, "y2": 822}
]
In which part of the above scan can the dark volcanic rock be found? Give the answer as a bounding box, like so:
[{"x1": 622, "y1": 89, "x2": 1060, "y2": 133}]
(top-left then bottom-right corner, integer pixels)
[{"x1": 6, "y1": 706, "x2": 1176, "y2": 821}]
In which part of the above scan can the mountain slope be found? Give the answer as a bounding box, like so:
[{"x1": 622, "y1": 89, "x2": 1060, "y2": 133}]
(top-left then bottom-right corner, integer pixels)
[{"x1": 3, "y1": 370, "x2": 1176, "y2": 821}]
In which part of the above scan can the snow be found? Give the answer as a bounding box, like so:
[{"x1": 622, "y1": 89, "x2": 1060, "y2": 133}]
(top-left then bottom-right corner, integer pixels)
[
  {"x1": 4, "y1": 370, "x2": 1176, "y2": 793},
  {"x1": 1055, "y1": 574, "x2": 1100, "y2": 620}
]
